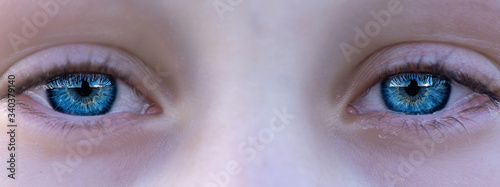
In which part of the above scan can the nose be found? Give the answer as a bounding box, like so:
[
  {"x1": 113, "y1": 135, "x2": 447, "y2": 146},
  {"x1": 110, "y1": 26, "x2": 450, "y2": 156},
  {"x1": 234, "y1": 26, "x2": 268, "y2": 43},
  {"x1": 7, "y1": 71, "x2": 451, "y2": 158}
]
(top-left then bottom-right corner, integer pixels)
[
  {"x1": 146, "y1": 59, "x2": 365, "y2": 186},
  {"x1": 145, "y1": 10, "x2": 366, "y2": 185},
  {"x1": 188, "y1": 63, "x2": 305, "y2": 186}
]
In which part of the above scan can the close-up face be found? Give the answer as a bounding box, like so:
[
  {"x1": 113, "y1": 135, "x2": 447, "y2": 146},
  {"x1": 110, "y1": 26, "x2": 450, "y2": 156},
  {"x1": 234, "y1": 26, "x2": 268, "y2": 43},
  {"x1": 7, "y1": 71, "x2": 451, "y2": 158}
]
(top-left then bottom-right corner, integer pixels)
[{"x1": 1, "y1": 0, "x2": 500, "y2": 186}]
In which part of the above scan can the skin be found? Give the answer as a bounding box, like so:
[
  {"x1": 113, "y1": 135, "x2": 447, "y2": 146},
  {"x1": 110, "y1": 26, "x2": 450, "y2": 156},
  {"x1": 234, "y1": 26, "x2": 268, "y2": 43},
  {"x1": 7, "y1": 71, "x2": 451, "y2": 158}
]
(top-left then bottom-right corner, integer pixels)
[{"x1": 1, "y1": 0, "x2": 500, "y2": 186}]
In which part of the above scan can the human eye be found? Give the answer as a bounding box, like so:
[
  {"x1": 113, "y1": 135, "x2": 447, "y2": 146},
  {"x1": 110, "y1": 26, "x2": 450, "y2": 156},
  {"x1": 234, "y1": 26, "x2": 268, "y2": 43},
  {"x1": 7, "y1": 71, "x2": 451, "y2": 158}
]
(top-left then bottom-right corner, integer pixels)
[
  {"x1": 346, "y1": 42, "x2": 500, "y2": 138},
  {"x1": 43, "y1": 73, "x2": 118, "y2": 116},
  {"x1": 26, "y1": 71, "x2": 153, "y2": 117},
  {"x1": 379, "y1": 73, "x2": 451, "y2": 115},
  {"x1": 0, "y1": 44, "x2": 163, "y2": 138}
]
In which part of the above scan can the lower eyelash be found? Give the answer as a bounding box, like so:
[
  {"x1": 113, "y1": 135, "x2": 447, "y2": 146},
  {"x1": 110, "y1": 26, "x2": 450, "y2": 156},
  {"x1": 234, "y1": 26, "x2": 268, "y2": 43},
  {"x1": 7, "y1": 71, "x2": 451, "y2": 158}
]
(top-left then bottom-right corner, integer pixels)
[
  {"x1": 9, "y1": 91, "x2": 157, "y2": 144},
  {"x1": 361, "y1": 98, "x2": 499, "y2": 139},
  {"x1": 17, "y1": 99, "x2": 82, "y2": 136},
  {"x1": 13, "y1": 96, "x2": 115, "y2": 138}
]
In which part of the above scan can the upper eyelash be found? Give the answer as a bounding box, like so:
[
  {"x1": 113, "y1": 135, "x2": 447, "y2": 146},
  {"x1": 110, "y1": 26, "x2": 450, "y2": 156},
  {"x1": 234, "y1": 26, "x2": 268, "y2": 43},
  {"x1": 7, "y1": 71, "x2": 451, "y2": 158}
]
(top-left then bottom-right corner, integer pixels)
[
  {"x1": 352, "y1": 61, "x2": 500, "y2": 137},
  {"x1": 1, "y1": 60, "x2": 131, "y2": 98},
  {"x1": 45, "y1": 73, "x2": 114, "y2": 89},
  {"x1": 385, "y1": 73, "x2": 448, "y2": 87},
  {"x1": 0, "y1": 63, "x2": 136, "y2": 136},
  {"x1": 370, "y1": 62, "x2": 500, "y2": 108}
]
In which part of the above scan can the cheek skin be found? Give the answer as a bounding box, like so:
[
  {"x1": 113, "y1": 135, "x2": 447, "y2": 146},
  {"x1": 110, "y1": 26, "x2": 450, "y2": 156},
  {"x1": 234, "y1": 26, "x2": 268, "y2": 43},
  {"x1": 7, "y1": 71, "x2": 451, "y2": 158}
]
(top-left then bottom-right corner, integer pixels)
[
  {"x1": 6, "y1": 117, "x2": 181, "y2": 186},
  {"x1": 3, "y1": 0, "x2": 500, "y2": 186},
  {"x1": 331, "y1": 111, "x2": 500, "y2": 186},
  {"x1": 0, "y1": 95, "x2": 177, "y2": 186}
]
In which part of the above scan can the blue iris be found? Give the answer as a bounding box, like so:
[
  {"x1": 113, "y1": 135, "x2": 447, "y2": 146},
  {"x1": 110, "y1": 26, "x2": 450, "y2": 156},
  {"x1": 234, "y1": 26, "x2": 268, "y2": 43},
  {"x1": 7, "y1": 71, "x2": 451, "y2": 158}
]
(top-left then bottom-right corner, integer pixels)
[
  {"x1": 46, "y1": 74, "x2": 117, "y2": 116},
  {"x1": 381, "y1": 73, "x2": 451, "y2": 115}
]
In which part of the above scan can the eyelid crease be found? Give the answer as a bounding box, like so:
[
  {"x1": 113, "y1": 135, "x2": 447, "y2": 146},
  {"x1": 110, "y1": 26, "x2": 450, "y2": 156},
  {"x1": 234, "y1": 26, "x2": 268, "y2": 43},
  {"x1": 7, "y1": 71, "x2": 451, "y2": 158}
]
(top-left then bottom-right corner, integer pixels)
[
  {"x1": 343, "y1": 43, "x2": 500, "y2": 105},
  {"x1": 339, "y1": 42, "x2": 500, "y2": 140},
  {"x1": 0, "y1": 44, "x2": 168, "y2": 106}
]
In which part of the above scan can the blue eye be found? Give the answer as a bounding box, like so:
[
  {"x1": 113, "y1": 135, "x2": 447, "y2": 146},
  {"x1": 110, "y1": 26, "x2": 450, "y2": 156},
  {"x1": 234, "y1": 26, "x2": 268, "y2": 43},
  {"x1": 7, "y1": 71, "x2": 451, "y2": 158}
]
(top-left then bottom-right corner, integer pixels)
[
  {"x1": 381, "y1": 73, "x2": 451, "y2": 115},
  {"x1": 46, "y1": 73, "x2": 117, "y2": 116}
]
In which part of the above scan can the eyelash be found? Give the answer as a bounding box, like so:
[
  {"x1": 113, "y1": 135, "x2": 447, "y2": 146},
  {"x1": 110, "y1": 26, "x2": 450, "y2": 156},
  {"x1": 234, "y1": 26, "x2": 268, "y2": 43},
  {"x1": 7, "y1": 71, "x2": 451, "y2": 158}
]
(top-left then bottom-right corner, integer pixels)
[
  {"x1": 0, "y1": 43, "x2": 168, "y2": 142},
  {"x1": 3, "y1": 63, "x2": 144, "y2": 137},
  {"x1": 355, "y1": 61, "x2": 500, "y2": 137},
  {"x1": 373, "y1": 62, "x2": 500, "y2": 104},
  {"x1": 17, "y1": 99, "x2": 109, "y2": 137},
  {"x1": 12, "y1": 61, "x2": 132, "y2": 96}
]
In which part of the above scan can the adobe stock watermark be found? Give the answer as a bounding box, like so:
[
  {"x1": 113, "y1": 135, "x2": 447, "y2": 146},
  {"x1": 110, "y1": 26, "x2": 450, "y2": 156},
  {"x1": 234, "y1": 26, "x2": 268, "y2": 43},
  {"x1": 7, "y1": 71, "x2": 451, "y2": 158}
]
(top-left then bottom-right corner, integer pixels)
[
  {"x1": 212, "y1": 0, "x2": 244, "y2": 22},
  {"x1": 7, "y1": 0, "x2": 71, "y2": 53},
  {"x1": 383, "y1": 132, "x2": 447, "y2": 187},
  {"x1": 49, "y1": 64, "x2": 168, "y2": 182},
  {"x1": 50, "y1": 66, "x2": 161, "y2": 183},
  {"x1": 141, "y1": 63, "x2": 171, "y2": 93},
  {"x1": 339, "y1": 0, "x2": 404, "y2": 63},
  {"x1": 50, "y1": 116, "x2": 120, "y2": 183},
  {"x1": 205, "y1": 107, "x2": 295, "y2": 187}
]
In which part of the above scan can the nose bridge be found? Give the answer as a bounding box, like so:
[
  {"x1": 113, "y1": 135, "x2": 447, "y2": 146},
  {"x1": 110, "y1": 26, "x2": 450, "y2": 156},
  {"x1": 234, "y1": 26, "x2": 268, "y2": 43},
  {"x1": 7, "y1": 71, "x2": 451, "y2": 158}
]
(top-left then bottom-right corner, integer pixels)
[
  {"x1": 197, "y1": 104, "x2": 299, "y2": 187},
  {"x1": 183, "y1": 60, "x2": 268, "y2": 185},
  {"x1": 185, "y1": 59, "x2": 306, "y2": 186},
  {"x1": 176, "y1": 18, "x2": 322, "y2": 185},
  {"x1": 187, "y1": 71, "x2": 369, "y2": 186}
]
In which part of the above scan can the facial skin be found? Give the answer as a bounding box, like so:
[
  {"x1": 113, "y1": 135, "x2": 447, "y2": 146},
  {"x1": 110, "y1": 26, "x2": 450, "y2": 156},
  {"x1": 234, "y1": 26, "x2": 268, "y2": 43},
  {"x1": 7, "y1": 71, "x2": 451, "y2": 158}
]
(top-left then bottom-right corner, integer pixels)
[{"x1": 1, "y1": 0, "x2": 500, "y2": 186}]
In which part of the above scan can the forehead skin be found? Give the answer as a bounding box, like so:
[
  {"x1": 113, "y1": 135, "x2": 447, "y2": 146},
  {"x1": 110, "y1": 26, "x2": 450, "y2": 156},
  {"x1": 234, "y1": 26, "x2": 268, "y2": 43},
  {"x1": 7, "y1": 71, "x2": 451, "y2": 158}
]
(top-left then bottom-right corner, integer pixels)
[
  {"x1": 2, "y1": 0, "x2": 500, "y2": 69},
  {"x1": 0, "y1": 0, "x2": 500, "y2": 186}
]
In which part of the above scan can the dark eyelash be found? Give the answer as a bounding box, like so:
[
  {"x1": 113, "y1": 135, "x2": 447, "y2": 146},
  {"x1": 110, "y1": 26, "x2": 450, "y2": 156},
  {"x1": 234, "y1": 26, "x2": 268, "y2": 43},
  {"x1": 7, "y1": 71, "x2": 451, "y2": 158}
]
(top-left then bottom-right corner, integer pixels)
[
  {"x1": 372, "y1": 61, "x2": 500, "y2": 107},
  {"x1": 0, "y1": 59, "x2": 138, "y2": 135},
  {"x1": 0, "y1": 58, "x2": 131, "y2": 98},
  {"x1": 362, "y1": 61, "x2": 500, "y2": 137}
]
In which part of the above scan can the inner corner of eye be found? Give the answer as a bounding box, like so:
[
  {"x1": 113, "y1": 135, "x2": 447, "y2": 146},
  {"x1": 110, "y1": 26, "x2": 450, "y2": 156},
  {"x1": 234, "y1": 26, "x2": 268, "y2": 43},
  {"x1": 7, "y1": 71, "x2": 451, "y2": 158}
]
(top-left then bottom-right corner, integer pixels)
[{"x1": 346, "y1": 103, "x2": 362, "y2": 115}]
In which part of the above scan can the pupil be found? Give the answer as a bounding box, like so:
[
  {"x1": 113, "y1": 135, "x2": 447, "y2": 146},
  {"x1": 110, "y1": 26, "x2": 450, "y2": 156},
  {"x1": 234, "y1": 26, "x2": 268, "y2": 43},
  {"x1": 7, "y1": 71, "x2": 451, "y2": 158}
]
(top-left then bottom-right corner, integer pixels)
[
  {"x1": 76, "y1": 81, "x2": 93, "y2": 97},
  {"x1": 404, "y1": 80, "x2": 420, "y2": 96}
]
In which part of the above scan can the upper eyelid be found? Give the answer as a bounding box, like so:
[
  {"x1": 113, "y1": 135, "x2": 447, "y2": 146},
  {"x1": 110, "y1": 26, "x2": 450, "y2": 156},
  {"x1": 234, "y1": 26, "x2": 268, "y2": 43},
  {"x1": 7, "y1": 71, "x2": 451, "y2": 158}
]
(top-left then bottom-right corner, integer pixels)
[
  {"x1": 342, "y1": 42, "x2": 500, "y2": 103},
  {"x1": 10, "y1": 63, "x2": 128, "y2": 96},
  {"x1": 0, "y1": 44, "x2": 166, "y2": 102}
]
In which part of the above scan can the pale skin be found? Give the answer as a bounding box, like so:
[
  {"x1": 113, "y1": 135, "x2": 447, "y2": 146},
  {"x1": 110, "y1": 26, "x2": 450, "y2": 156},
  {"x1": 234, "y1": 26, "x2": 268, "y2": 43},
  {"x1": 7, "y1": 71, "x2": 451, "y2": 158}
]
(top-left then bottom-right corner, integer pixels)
[{"x1": 1, "y1": 0, "x2": 500, "y2": 186}]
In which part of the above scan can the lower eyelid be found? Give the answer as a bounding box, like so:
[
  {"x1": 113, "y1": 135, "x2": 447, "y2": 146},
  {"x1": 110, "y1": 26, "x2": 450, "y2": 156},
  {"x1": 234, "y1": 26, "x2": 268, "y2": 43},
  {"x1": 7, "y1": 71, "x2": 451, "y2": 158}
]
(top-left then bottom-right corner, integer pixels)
[
  {"x1": 348, "y1": 94, "x2": 498, "y2": 140},
  {"x1": 12, "y1": 95, "x2": 156, "y2": 141}
]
